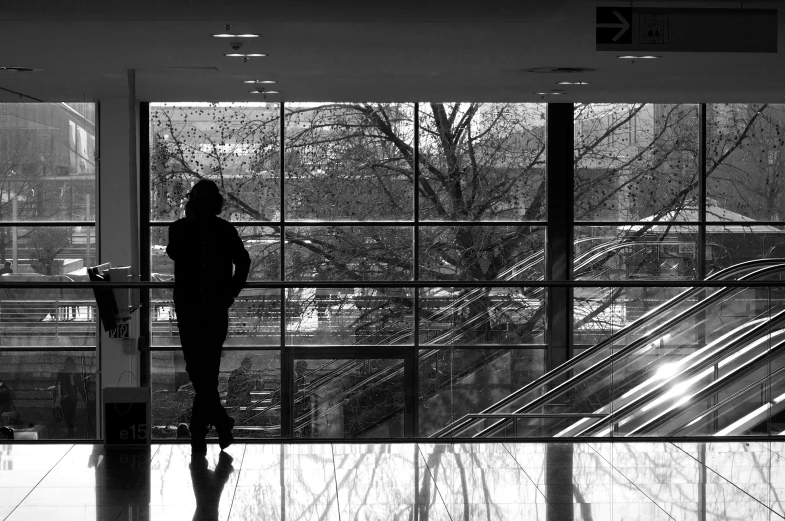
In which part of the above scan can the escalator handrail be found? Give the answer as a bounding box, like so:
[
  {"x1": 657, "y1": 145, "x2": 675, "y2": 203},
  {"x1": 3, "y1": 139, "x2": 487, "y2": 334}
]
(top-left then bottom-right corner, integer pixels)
[
  {"x1": 432, "y1": 258, "x2": 785, "y2": 437},
  {"x1": 627, "y1": 332, "x2": 785, "y2": 437},
  {"x1": 561, "y1": 317, "x2": 785, "y2": 437},
  {"x1": 465, "y1": 264, "x2": 785, "y2": 438},
  {"x1": 665, "y1": 360, "x2": 785, "y2": 437}
]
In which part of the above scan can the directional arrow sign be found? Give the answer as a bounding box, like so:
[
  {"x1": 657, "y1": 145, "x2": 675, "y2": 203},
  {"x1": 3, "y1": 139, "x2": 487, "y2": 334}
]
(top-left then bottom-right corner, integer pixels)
[
  {"x1": 596, "y1": 7, "x2": 776, "y2": 52},
  {"x1": 596, "y1": 7, "x2": 632, "y2": 45},
  {"x1": 596, "y1": 8, "x2": 631, "y2": 43}
]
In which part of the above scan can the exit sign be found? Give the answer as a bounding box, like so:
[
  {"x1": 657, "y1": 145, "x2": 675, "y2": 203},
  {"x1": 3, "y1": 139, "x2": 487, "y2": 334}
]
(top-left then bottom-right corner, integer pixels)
[{"x1": 596, "y1": 7, "x2": 777, "y2": 52}]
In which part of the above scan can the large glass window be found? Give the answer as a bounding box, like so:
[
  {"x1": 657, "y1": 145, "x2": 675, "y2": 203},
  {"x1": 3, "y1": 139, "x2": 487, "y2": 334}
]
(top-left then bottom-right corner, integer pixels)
[
  {"x1": 148, "y1": 102, "x2": 547, "y2": 440},
  {"x1": 147, "y1": 102, "x2": 785, "y2": 440},
  {"x1": 0, "y1": 102, "x2": 97, "y2": 440}
]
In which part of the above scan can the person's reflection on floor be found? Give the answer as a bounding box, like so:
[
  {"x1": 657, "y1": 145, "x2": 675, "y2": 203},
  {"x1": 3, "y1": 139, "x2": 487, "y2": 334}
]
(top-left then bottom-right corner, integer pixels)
[{"x1": 189, "y1": 451, "x2": 234, "y2": 521}]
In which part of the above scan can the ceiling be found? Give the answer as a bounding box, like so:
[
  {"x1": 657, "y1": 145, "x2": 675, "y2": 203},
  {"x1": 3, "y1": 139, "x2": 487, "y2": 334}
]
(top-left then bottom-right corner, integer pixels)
[{"x1": 0, "y1": 0, "x2": 783, "y2": 103}]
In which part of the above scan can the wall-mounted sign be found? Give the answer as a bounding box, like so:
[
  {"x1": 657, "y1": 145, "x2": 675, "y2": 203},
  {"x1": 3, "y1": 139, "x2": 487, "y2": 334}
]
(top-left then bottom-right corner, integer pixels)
[{"x1": 596, "y1": 7, "x2": 777, "y2": 52}]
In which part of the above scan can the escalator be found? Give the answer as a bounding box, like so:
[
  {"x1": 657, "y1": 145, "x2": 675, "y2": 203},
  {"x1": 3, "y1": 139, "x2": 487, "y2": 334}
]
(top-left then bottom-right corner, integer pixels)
[
  {"x1": 279, "y1": 242, "x2": 749, "y2": 433},
  {"x1": 432, "y1": 258, "x2": 785, "y2": 438},
  {"x1": 238, "y1": 237, "x2": 615, "y2": 432},
  {"x1": 239, "y1": 248, "x2": 782, "y2": 439}
]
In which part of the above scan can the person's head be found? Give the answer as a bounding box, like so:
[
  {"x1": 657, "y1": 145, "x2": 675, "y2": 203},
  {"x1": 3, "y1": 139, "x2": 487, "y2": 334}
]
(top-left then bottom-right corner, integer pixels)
[
  {"x1": 63, "y1": 357, "x2": 77, "y2": 372},
  {"x1": 3, "y1": 261, "x2": 9, "y2": 267},
  {"x1": 240, "y1": 357, "x2": 253, "y2": 371},
  {"x1": 187, "y1": 179, "x2": 223, "y2": 218}
]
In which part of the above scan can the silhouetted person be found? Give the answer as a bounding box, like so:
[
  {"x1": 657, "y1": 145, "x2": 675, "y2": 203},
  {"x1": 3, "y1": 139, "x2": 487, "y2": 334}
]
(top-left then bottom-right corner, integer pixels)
[
  {"x1": 55, "y1": 357, "x2": 86, "y2": 436},
  {"x1": 190, "y1": 451, "x2": 234, "y2": 521},
  {"x1": 167, "y1": 179, "x2": 250, "y2": 453},
  {"x1": 0, "y1": 261, "x2": 12, "y2": 275}
]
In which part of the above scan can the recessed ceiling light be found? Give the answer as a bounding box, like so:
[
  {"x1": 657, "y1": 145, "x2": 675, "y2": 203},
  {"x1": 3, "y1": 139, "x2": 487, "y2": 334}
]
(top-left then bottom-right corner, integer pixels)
[
  {"x1": 556, "y1": 81, "x2": 591, "y2": 85},
  {"x1": 616, "y1": 55, "x2": 661, "y2": 59},
  {"x1": 533, "y1": 91, "x2": 565, "y2": 95},
  {"x1": 243, "y1": 80, "x2": 277, "y2": 84},
  {"x1": 212, "y1": 33, "x2": 260, "y2": 38},
  {"x1": 224, "y1": 53, "x2": 267, "y2": 57},
  {"x1": 525, "y1": 67, "x2": 596, "y2": 74},
  {"x1": 250, "y1": 90, "x2": 279, "y2": 94},
  {"x1": 0, "y1": 66, "x2": 41, "y2": 73}
]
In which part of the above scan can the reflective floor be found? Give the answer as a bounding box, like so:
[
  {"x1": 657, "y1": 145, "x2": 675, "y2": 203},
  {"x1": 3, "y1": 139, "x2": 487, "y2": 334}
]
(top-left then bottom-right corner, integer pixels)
[{"x1": 1, "y1": 441, "x2": 785, "y2": 520}]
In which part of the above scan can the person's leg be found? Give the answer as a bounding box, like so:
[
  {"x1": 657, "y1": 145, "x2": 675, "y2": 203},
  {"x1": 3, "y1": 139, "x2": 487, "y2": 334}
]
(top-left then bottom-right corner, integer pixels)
[
  {"x1": 178, "y1": 313, "x2": 209, "y2": 450},
  {"x1": 207, "y1": 310, "x2": 233, "y2": 449},
  {"x1": 179, "y1": 308, "x2": 231, "y2": 450},
  {"x1": 62, "y1": 397, "x2": 76, "y2": 434}
]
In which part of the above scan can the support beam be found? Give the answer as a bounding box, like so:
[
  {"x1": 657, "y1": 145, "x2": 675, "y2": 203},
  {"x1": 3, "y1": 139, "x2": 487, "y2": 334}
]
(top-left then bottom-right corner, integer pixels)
[
  {"x1": 97, "y1": 71, "x2": 142, "y2": 441},
  {"x1": 545, "y1": 102, "x2": 575, "y2": 521}
]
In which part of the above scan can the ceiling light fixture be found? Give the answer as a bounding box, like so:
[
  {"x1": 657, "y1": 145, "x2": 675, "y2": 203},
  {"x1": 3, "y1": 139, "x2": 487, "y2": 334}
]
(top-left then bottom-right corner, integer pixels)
[
  {"x1": 556, "y1": 81, "x2": 591, "y2": 85},
  {"x1": 214, "y1": 25, "x2": 259, "y2": 38},
  {"x1": 617, "y1": 55, "x2": 661, "y2": 59},
  {"x1": 224, "y1": 53, "x2": 267, "y2": 57},
  {"x1": 533, "y1": 91, "x2": 565, "y2": 96},
  {"x1": 243, "y1": 80, "x2": 277, "y2": 84},
  {"x1": 525, "y1": 67, "x2": 596, "y2": 74},
  {"x1": 250, "y1": 90, "x2": 279, "y2": 94},
  {"x1": 0, "y1": 67, "x2": 41, "y2": 73}
]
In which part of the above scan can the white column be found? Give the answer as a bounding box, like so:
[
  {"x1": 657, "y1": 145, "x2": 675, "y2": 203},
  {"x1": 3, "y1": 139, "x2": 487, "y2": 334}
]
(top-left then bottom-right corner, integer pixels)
[{"x1": 97, "y1": 70, "x2": 141, "y2": 440}]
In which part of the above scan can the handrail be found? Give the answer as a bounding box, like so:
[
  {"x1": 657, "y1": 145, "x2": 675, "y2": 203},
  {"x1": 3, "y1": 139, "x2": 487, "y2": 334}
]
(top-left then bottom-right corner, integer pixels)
[
  {"x1": 557, "y1": 319, "x2": 785, "y2": 437},
  {"x1": 465, "y1": 266, "x2": 785, "y2": 438},
  {"x1": 259, "y1": 258, "x2": 785, "y2": 432},
  {"x1": 432, "y1": 258, "x2": 785, "y2": 438},
  {"x1": 626, "y1": 334, "x2": 785, "y2": 437},
  {"x1": 666, "y1": 362, "x2": 785, "y2": 437}
]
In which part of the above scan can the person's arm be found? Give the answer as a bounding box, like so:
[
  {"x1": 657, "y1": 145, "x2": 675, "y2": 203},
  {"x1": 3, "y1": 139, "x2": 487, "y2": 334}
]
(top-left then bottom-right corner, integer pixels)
[
  {"x1": 229, "y1": 226, "x2": 251, "y2": 298},
  {"x1": 166, "y1": 221, "x2": 182, "y2": 261},
  {"x1": 77, "y1": 375, "x2": 87, "y2": 401}
]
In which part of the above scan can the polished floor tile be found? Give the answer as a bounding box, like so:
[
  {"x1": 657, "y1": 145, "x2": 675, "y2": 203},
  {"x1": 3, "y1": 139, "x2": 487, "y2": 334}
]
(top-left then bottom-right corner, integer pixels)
[{"x1": 3, "y1": 442, "x2": 785, "y2": 521}]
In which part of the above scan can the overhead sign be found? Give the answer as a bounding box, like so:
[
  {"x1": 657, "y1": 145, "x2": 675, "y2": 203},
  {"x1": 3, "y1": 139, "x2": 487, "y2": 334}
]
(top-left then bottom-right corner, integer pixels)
[{"x1": 596, "y1": 7, "x2": 777, "y2": 52}]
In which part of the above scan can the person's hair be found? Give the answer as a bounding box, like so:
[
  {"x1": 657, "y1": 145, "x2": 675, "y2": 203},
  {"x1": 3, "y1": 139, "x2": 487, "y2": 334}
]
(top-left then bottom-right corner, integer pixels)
[
  {"x1": 2, "y1": 261, "x2": 9, "y2": 266},
  {"x1": 63, "y1": 357, "x2": 77, "y2": 371},
  {"x1": 189, "y1": 179, "x2": 223, "y2": 216}
]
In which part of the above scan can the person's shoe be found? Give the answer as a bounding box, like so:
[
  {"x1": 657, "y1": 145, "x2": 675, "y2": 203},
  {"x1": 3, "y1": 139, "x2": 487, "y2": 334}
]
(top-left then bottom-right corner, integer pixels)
[{"x1": 218, "y1": 417, "x2": 234, "y2": 451}]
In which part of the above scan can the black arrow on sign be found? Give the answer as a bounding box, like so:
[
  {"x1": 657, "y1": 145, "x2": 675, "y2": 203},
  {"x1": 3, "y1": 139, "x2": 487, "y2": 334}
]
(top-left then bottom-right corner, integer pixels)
[{"x1": 597, "y1": 9, "x2": 630, "y2": 42}]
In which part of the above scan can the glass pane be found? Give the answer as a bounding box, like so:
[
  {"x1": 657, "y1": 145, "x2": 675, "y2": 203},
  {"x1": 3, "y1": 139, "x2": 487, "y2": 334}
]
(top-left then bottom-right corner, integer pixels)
[
  {"x1": 293, "y1": 358, "x2": 404, "y2": 438},
  {"x1": 284, "y1": 103, "x2": 414, "y2": 221},
  {"x1": 420, "y1": 287, "x2": 545, "y2": 345},
  {"x1": 286, "y1": 226, "x2": 412, "y2": 281},
  {"x1": 419, "y1": 348, "x2": 545, "y2": 437},
  {"x1": 419, "y1": 226, "x2": 544, "y2": 281},
  {"x1": 0, "y1": 350, "x2": 96, "y2": 439},
  {"x1": 574, "y1": 225, "x2": 698, "y2": 280},
  {"x1": 418, "y1": 103, "x2": 546, "y2": 221},
  {"x1": 707, "y1": 104, "x2": 785, "y2": 222},
  {"x1": 150, "y1": 102, "x2": 281, "y2": 222},
  {"x1": 152, "y1": 350, "x2": 281, "y2": 439},
  {"x1": 706, "y1": 225, "x2": 785, "y2": 273},
  {"x1": 150, "y1": 288, "x2": 282, "y2": 349},
  {"x1": 285, "y1": 287, "x2": 413, "y2": 346},
  {"x1": 0, "y1": 226, "x2": 95, "y2": 277},
  {"x1": 0, "y1": 286, "x2": 96, "y2": 348},
  {"x1": 151, "y1": 225, "x2": 280, "y2": 281},
  {"x1": 0, "y1": 103, "x2": 96, "y2": 222},
  {"x1": 574, "y1": 103, "x2": 699, "y2": 222}
]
